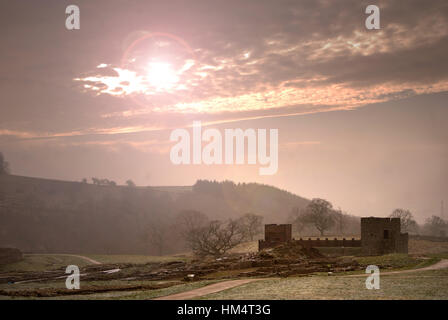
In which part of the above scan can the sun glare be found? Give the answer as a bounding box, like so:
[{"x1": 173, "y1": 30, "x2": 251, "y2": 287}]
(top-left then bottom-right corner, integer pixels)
[{"x1": 146, "y1": 62, "x2": 179, "y2": 90}]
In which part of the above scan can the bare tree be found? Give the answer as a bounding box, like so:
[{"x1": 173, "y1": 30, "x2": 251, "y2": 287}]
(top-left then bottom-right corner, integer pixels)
[
  {"x1": 289, "y1": 207, "x2": 306, "y2": 235},
  {"x1": 144, "y1": 222, "x2": 168, "y2": 255},
  {"x1": 0, "y1": 152, "x2": 10, "y2": 175},
  {"x1": 176, "y1": 210, "x2": 209, "y2": 237},
  {"x1": 335, "y1": 208, "x2": 353, "y2": 236},
  {"x1": 302, "y1": 198, "x2": 334, "y2": 236},
  {"x1": 186, "y1": 219, "x2": 245, "y2": 257},
  {"x1": 424, "y1": 216, "x2": 447, "y2": 237},
  {"x1": 91, "y1": 177, "x2": 117, "y2": 186},
  {"x1": 126, "y1": 179, "x2": 136, "y2": 187},
  {"x1": 390, "y1": 209, "x2": 418, "y2": 233},
  {"x1": 238, "y1": 213, "x2": 263, "y2": 240}
]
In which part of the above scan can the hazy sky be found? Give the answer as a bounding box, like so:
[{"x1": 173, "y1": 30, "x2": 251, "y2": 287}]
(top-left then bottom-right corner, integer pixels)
[{"x1": 0, "y1": 0, "x2": 447, "y2": 221}]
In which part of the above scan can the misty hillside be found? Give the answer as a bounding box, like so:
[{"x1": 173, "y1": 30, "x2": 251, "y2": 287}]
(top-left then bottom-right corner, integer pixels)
[{"x1": 0, "y1": 175, "x2": 310, "y2": 254}]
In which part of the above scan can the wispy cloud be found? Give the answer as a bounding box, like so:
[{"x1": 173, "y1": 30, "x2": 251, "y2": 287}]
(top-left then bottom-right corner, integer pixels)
[
  {"x1": 3, "y1": 0, "x2": 448, "y2": 141},
  {"x1": 74, "y1": 1, "x2": 448, "y2": 123}
]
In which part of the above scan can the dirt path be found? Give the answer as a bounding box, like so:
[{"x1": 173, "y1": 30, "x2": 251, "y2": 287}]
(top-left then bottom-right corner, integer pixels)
[
  {"x1": 379, "y1": 258, "x2": 448, "y2": 274},
  {"x1": 154, "y1": 259, "x2": 448, "y2": 300},
  {"x1": 344, "y1": 258, "x2": 448, "y2": 277},
  {"x1": 153, "y1": 279, "x2": 265, "y2": 300},
  {"x1": 27, "y1": 253, "x2": 102, "y2": 265},
  {"x1": 61, "y1": 254, "x2": 102, "y2": 265}
]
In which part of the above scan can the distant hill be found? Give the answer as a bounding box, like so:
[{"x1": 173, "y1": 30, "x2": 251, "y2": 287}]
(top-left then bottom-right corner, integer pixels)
[{"x1": 0, "y1": 175, "x2": 310, "y2": 254}]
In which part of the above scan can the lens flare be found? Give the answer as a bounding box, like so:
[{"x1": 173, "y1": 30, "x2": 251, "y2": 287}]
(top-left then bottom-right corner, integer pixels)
[{"x1": 146, "y1": 62, "x2": 179, "y2": 90}]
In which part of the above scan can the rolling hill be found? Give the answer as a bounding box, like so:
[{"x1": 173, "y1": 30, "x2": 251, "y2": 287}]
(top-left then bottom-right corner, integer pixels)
[{"x1": 0, "y1": 175, "x2": 310, "y2": 254}]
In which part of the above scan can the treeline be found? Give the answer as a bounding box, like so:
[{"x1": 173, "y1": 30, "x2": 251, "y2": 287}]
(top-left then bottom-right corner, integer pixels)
[
  {"x1": 0, "y1": 175, "x2": 176, "y2": 254},
  {"x1": 0, "y1": 176, "x2": 310, "y2": 255},
  {"x1": 288, "y1": 198, "x2": 361, "y2": 237},
  {"x1": 3, "y1": 166, "x2": 443, "y2": 256},
  {"x1": 191, "y1": 179, "x2": 310, "y2": 222},
  {"x1": 388, "y1": 209, "x2": 448, "y2": 237},
  {"x1": 288, "y1": 203, "x2": 447, "y2": 238}
]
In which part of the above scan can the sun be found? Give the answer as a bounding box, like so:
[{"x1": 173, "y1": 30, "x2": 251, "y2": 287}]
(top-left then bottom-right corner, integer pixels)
[{"x1": 146, "y1": 62, "x2": 179, "y2": 90}]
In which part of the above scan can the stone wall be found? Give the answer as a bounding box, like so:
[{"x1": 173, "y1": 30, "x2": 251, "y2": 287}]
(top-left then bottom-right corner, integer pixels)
[
  {"x1": 296, "y1": 238, "x2": 361, "y2": 248},
  {"x1": 361, "y1": 217, "x2": 408, "y2": 255},
  {"x1": 258, "y1": 224, "x2": 292, "y2": 250},
  {"x1": 258, "y1": 217, "x2": 409, "y2": 255},
  {"x1": 258, "y1": 224, "x2": 362, "y2": 250},
  {"x1": 264, "y1": 224, "x2": 292, "y2": 242}
]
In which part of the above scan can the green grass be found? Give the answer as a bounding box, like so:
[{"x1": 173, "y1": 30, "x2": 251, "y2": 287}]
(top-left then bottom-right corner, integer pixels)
[
  {"x1": 199, "y1": 269, "x2": 448, "y2": 300},
  {"x1": 0, "y1": 254, "x2": 91, "y2": 273},
  {"x1": 427, "y1": 253, "x2": 448, "y2": 260},
  {"x1": 354, "y1": 254, "x2": 438, "y2": 270},
  {"x1": 409, "y1": 238, "x2": 448, "y2": 255},
  {"x1": 0, "y1": 279, "x2": 221, "y2": 300},
  {"x1": 0, "y1": 253, "x2": 191, "y2": 273},
  {"x1": 117, "y1": 280, "x2": 221, "y2": 300},
  {"x1": 2, "y1": 246, "x2": 446, "y2": 300},
  {"x1": 0, "y1": 275, "x2": 180, "y2": 291},
  {"x1": 1, "y1": 251, "x2": 446, "y2": 300}
]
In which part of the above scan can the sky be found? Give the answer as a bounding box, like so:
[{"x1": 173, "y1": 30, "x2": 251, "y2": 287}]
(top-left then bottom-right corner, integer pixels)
[{"x1": 0, "y1": 0, "x2": 447, "y2": 221}]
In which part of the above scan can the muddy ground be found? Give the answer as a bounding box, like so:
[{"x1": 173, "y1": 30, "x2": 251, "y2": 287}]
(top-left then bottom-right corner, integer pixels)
[{"x1": 0, "y1": 243, "x2": 365, "y2": 297}]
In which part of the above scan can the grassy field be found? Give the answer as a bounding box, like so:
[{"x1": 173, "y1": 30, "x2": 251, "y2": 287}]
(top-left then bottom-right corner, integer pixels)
[
  {"x1": 0, "y1": 254, "x2": 91, "y2": 272},
  {"x1": 199, "y1": 269, "x2": 448, "y2": 300},
  {"x1": 1, "y1": 239, "x2": 448, "y2": 300},
  {"x1": 115, "y1": 280, "x2": 221, "y2": 300},
  {"x1": 409, "y1": 239, "x2": 448, "y2": 255},
  {"x1": 0, "y1": 252, "x2": 214, "y2": 300},
  {"x1": 428, "y1": 253, "x2": 448, "y2": 259},
  {"x1": 0, "y1": 253, "x2": 191, "y2": 273},
  {"x1": 0, "y1": 279, "x2": 221, "y2": 300},
  {"x1": 5, "y1": 266, "x2": 447, "y2": 300},
  {"x1": 1, "y1": 277, "x2": 169, "y2": 292},
  {"x1": 354, "y1": 253, "x2": 439, "y2": 270}
]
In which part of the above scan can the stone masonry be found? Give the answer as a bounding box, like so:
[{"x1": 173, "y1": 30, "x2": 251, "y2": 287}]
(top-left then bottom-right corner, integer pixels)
[
  {"x1": 361, "y1": 217, "x2": 408, "y2": 255},
  {"x1": 258, "y1": 217, "x2": 409, "y2": 256}
]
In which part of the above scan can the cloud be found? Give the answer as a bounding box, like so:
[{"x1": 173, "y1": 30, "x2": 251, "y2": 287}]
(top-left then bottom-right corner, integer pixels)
[
  {"x1": 73, "y1": 0, "x2": 448, "y2": 127},
  {"x1": 1, "y1": 0, "x2": 448, "y2": 141}
]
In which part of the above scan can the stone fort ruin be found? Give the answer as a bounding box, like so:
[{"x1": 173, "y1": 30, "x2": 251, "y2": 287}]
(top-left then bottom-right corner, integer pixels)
[
  {"x1": 259, "y1": 217, "x2": 408, "y2": 255},
  {"x1": 361, "y1": 217, "x2": 408, "y2": 255}
]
